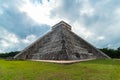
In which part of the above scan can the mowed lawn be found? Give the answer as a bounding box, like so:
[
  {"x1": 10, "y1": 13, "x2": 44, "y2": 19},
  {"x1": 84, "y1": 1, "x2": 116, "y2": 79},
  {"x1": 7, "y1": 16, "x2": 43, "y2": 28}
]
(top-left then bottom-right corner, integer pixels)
[{"x1": 0, "y1": 59, "x2": 120, "y2": 80}]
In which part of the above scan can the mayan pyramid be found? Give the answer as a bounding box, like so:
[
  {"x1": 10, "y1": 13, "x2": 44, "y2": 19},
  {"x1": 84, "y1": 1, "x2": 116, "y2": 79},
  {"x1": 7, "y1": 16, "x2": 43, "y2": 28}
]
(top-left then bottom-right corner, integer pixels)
[{"x1": 14, "y1": 21, "x2": 110, "y2": 60}]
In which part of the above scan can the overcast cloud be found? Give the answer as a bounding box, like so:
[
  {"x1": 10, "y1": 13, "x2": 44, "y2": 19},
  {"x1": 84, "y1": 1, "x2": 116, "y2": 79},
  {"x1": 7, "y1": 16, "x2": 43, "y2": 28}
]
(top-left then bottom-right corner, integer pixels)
[{"x1": 0, "y1": 0, "x2": 120, "y2": 53}]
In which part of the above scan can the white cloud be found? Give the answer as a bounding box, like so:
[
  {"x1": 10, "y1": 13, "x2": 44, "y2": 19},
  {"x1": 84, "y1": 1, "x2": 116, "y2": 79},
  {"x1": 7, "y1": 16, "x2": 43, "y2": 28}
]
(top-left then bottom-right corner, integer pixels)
[
  {"x1": 0, "y1": 28, "x2": 20, "y2": 52},
  {"x1": 19, "y1": 0, "x2": 61, "y2": 26},
  {"x1": 0, "y1": 28, "x2": 19, "y2": 43},
  {"x1": 97, "y1": 36, "x2": 105, "y2": 40},
  {"x1": 7, "y1": 34, "x2": 19, "y2": 43},
  {"x1": 0, "y1": 40, "x2": 10, "y2": 47},
  {"x1": 22, "y1": 34, "x2": 37, "y2": 44},
  {"x1": 72, "y1": 21, "x2": 94, "y2": 39},
  {"x1": 0, "y1": 27, "x2": 37, "y2": 53},
  {"x1": 80, "y1": 0, "x2": 95, "y2": 16},
  {"x1": 114, "y1": 8, "x2": 120, "y2": 20}
]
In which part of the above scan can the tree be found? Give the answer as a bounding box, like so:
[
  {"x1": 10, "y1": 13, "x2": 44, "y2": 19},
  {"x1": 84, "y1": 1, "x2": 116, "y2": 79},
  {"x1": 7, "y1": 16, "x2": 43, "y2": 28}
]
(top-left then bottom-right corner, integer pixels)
[
  {"x1": 100, "y1": 47, "x2": 120, "y2": 58},
  {"x1": 0, "y1": 51, "x2": 20, "y2": 59},
  {"x1": 117, "y1": 47, "x2": 120, "y2": 52}
]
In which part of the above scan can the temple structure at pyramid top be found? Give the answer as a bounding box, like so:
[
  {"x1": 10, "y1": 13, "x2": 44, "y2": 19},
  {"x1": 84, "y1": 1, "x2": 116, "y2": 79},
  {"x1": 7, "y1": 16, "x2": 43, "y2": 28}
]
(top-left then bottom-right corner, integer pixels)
[
  {"x1": 52, "y1": 21, "x2": 71, "y2": 31},
  {"x1": 14, "y1": 21, "x2": 110, "y2": 60}
]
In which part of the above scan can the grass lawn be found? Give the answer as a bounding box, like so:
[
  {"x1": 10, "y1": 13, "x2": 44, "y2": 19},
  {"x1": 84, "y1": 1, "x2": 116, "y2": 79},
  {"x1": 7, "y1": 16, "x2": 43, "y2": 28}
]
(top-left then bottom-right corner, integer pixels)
[{"x1": 0, "y1": 59, "x2": 120, "y2": 80}]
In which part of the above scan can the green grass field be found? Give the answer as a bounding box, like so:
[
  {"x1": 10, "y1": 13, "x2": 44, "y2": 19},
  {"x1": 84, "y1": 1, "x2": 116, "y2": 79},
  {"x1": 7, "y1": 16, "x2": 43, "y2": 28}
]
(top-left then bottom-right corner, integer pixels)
[{"x1": 0, "y1": 59, "x2": 120, "y2": 80}]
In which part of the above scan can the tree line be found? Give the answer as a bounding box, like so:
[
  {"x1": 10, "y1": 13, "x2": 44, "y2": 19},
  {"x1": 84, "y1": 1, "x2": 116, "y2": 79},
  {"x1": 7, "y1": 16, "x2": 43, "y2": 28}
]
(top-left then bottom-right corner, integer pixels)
[
  {"x1": 100, "y1": 47, "x2": 120, "y2": 58},
  {"x1": 0, "y1": 47, "x2": 120, "y2": 59},
  {"x1": 0, "y1": 51, "x2": 20, "y2": 59}
]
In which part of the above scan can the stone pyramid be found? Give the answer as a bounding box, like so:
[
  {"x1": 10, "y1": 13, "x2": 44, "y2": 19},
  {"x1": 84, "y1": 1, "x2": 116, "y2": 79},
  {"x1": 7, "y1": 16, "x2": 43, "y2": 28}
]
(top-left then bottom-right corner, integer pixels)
[{"x1": 14, "y1": 21, "x2": 110, "y2": 60}]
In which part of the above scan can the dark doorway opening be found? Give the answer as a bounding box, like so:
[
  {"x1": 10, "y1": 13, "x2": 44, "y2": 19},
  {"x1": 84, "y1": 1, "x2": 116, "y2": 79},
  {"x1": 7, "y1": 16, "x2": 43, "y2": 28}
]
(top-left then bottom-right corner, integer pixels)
[
  {"x1": 26, "y1": 55, "x2": 29, "y2": 59},
  {"x1": 75, "y1": 53, "x2": 80, "y2": 59}
]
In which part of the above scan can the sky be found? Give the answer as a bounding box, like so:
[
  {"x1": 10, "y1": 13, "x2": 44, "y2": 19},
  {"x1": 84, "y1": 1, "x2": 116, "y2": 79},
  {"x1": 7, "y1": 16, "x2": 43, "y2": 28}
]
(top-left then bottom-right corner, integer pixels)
[{"x1": 0, "y1": 0, "x2": 120, "y2": 53}]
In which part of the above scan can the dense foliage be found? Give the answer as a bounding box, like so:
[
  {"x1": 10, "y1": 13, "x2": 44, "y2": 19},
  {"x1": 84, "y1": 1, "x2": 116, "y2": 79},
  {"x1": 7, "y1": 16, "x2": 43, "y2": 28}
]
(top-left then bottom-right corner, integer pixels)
[
  {"x1": 0, "y1": 51, "x2": 20, "y2": 58},
  {"x1": 100, "y1": 47, "x2": 120, "y2": 58}
]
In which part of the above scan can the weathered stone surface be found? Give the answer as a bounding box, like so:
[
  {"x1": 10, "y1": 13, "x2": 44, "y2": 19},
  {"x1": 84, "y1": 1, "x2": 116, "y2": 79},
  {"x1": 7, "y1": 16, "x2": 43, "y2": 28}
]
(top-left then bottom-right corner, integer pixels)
[{"x1": 14, "y1": 21, "x2": 110, "y2": 60}]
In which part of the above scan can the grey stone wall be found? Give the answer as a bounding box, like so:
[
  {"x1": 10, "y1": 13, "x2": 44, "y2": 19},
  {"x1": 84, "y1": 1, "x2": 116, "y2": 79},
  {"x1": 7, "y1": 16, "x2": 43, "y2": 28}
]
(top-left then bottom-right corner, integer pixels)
[{"x1": 14, "y1": 21, "x2": 110, "y2": 60}]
